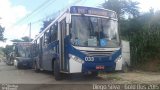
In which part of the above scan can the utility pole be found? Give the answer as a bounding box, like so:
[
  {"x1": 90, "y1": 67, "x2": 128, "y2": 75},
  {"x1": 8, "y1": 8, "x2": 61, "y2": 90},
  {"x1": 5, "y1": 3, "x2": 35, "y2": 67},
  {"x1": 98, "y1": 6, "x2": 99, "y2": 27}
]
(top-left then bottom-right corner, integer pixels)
[{"x1": 29, "y1": 22, "x2": 31, "y2": 42}]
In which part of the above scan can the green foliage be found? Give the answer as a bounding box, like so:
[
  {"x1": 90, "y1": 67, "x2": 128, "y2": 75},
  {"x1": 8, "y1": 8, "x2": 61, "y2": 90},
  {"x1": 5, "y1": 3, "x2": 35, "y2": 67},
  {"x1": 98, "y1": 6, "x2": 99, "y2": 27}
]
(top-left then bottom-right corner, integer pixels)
[
  {"x1": 21, "y1": 36, "x2": 33, "y2": 42},
  {"x1": 3, "y1": 45, "x2": 13, "y2": 56},
  {"x1": 0, "y1": 47, "x2": 4, "y2": 58},
  {"x1": 102, "y1": 0, "x2": 139, "y2": 19},
  {"x1": 102, "y1": 0, "x2": 160, "y2": 69},
  {"x1": 40, "y1": 18, "x2": 54, "y2": 32},
  {"x1": 11, "y1": 39, "x2": 23, "y2": 42},
  {"x1": 121, "y1": 11, "x2": 160, "y2": 67},
  {"x1": 11, "y1": 36, "x2": 32, "y2": 42},
  {"x1": 0, "y1": 25, "x2": 6, "y2": 41}
]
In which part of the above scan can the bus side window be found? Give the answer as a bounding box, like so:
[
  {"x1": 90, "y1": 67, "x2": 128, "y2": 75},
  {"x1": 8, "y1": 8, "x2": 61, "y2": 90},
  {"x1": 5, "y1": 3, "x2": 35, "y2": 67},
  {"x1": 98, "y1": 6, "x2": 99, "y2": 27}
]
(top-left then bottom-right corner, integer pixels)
[
  {"x1": 44, "y1": 30, "x2": 50, "y2": 45},
  {"x1": 50, "y1": 22, "x2": 58, "y2": 42},
  {"x1": 34, "y1": 40, "x2": 38, "y2": 56},
  {"x1": 60, "y1": 18, "x2": 67, "y2": 36},
  {"x1": 15, "y1": 46, "x2": 19, "y2": 57},
  {"x1": 41, "y1": 36, "x2": 44, "y2": 46}
]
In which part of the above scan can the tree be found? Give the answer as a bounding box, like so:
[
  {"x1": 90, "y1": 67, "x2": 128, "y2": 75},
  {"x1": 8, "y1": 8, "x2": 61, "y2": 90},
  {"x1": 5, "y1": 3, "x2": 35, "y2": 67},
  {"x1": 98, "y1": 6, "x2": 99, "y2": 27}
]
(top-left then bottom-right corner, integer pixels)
[
  {"x1": 11, "y1": 36, "x2": 32, "y2": 42},
  {"x1": 101, "y1": 0, "x2": 140, "y2": 44},
  {"x1": 102, "y1": 1, "x2": 160, "y2": 70},
  {"x1": 21, "y1": 36, "x2": 33, "y2": 42},
  {"x1": 102, "y1": 0, "x2": 139, "y2": 19},
  {"x1": 11, "y1": 39, "x2": 23, "y2": 42},
  {"x1": 119, "y1": 10, "x2": 160, "y2": 69},
  {"x1": 40, "y1": 18, "x2": 54, "y2": 32},
  {"x1": 0, "y1": 25, "x2": 6, "y2": 41},
  {"x1": 3, "y1": 45, "x2": 13, "y2": 56},
  {"x1": 0, "y1": 47, "x2": 4, "y2": 58}
]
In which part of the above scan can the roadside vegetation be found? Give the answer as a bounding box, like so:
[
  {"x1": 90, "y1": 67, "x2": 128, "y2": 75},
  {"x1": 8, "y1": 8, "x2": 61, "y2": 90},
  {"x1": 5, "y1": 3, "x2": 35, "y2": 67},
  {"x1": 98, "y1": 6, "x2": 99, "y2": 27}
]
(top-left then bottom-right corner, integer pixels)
[
  {"x1": 0, "y1": 19, "x2": 6, "y2": 59},
  {"x1": 0, "y1": 47, "x2": 4, "y2": 59},
  {"x1": 102, "y1": 0, "x2": 160, "y2": 71}
]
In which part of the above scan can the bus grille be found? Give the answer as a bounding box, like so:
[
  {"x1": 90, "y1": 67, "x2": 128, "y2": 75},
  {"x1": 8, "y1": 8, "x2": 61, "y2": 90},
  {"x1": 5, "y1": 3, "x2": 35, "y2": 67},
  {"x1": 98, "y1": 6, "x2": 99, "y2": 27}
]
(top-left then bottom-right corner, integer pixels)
[{"x1": 80, "y1": 51, "x2": 114, "y2": 56}]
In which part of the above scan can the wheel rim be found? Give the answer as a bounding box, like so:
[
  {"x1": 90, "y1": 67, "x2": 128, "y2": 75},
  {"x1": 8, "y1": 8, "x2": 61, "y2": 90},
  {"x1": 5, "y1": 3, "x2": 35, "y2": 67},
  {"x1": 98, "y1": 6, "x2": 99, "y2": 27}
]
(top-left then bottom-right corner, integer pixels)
[{"x1": 34, "y1": 63, "x2": 37, "y2": 70}]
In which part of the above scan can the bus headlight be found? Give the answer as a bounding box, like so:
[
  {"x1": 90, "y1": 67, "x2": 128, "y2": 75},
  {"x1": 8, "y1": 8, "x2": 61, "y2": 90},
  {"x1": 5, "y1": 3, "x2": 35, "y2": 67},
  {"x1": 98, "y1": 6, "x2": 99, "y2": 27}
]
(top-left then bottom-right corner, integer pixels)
[
  {"x1": 115, "y1": 55, "x2": 122, "y2": 63},
  {"x1": 69, "y1": 54, "x2": 84, "y2": 64}
]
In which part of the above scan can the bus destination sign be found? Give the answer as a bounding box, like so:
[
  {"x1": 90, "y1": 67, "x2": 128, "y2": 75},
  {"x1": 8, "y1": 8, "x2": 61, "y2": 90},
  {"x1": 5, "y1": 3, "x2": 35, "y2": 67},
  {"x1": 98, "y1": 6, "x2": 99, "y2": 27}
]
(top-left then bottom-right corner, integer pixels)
[{"x1": 70, "y1": 6, "x2": 116, "y2": 18}]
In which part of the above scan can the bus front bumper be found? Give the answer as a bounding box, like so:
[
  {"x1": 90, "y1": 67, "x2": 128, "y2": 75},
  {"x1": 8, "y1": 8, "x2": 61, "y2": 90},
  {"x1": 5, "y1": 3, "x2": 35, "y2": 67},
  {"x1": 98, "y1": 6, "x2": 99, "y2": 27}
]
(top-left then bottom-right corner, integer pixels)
[{"x1": 82, "y1": 62, "x2": 116, "y2": 73}]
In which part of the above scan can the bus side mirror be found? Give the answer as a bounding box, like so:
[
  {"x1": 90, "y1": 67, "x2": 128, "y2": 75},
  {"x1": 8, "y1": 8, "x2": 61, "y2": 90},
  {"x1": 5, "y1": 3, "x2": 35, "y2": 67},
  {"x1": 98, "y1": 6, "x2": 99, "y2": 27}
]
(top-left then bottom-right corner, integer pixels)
[{"x1": 66, "y1": 13, "x2": 71, "y2": 24}]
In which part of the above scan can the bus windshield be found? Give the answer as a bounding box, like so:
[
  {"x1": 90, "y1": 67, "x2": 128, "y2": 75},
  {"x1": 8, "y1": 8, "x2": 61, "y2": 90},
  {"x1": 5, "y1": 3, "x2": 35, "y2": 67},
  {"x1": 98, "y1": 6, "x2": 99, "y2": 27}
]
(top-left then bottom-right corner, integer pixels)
[
  {"x1": 70, "y1": 15, "x2": 119, "y2": 48},
  {"x1": 16, "y1": 45, "x2": 31, "y2": 58}
]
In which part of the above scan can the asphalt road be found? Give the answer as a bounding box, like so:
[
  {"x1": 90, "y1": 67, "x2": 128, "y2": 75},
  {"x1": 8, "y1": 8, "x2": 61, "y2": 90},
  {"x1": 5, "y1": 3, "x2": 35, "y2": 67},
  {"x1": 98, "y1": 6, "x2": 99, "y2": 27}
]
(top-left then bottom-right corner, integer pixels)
[
  {"x1": 0, "y1": 61, "x2": 108, "y2": 84},
  {"x1": 1, "y1": 61, "x2": 160, "y2": 90},
  {"x1": 0, "y1": 61, "x2": 109, "y2": 90}
]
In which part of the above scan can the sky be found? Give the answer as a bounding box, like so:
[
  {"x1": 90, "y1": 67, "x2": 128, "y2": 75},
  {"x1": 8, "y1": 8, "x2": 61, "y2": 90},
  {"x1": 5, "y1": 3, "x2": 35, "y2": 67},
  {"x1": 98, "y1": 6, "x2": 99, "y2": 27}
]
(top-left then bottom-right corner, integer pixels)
[{"x1": 0, "y1": 0, "x2": 160, "y2": 47}]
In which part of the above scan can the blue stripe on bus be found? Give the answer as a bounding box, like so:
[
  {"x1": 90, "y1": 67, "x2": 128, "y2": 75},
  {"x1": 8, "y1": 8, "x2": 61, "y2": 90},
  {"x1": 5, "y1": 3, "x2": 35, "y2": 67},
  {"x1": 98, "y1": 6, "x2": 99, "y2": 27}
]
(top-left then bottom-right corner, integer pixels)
[{"x1": 67, "y1": 43, "x2": 121, "y2": 62}]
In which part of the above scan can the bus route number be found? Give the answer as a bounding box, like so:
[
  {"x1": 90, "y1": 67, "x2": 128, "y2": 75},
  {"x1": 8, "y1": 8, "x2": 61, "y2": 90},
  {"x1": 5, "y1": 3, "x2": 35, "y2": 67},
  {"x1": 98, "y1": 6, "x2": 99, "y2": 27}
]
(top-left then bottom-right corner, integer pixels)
[{"x1": 85, "y1": 57, "x2": 94, "y2": 62}]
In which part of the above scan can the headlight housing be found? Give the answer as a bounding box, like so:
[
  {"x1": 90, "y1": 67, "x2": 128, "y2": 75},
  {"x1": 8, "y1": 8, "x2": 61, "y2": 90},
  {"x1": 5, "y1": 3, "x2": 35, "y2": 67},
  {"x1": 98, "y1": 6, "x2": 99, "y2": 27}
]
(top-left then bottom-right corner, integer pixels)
[
  {"x1": 115, "y1": 55, "x2": 122, "y2": 63},
  {"x1": 69, "y1": 54, "x2": 84, "y2": 64}
]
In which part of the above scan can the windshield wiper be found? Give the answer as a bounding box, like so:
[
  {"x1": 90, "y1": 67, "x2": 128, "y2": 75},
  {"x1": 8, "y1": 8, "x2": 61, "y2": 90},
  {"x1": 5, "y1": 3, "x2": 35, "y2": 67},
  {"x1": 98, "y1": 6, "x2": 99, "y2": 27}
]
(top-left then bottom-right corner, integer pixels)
[
  {"x1": 88, "y1": 17, "x2": 94, "y2": 34},
  {"x1": 81, "y1": 15, "x2": 93, "y2": 34},
  {"x1": 100, "y1": 18, "x2": 104, "y2": 38}
]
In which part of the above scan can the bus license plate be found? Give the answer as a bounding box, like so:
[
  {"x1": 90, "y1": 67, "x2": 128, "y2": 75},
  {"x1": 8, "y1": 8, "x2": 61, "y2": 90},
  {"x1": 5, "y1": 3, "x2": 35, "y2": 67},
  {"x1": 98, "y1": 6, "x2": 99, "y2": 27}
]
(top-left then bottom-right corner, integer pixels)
[{"x1": 96, "y1": 66, "x2": 105, "y2": 70}]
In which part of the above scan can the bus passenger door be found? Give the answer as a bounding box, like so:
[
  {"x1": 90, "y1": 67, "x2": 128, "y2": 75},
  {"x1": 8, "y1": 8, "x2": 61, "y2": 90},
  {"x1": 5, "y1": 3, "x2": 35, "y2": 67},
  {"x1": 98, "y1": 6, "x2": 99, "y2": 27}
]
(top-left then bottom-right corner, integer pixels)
[
  {"x1": 59, "y1": 18, "x2": 67, "y2": 72},
  {"x1": 39, "y1": 37, "x2": 43, "y2": 69}
]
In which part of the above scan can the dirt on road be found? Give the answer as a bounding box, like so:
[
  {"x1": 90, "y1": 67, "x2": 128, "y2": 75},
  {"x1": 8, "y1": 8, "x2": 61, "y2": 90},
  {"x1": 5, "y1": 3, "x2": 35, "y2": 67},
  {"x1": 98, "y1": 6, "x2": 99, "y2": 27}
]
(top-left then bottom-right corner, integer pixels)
[
  {"x1": 1, "y1": 61, "x2": 160, "y2": 84},
  {"x1": 100, "y1": 71, "x2": 160, "y2": 84},
  {"x1": 1, "y1": 61, "x2": 160, "y2": 90}
]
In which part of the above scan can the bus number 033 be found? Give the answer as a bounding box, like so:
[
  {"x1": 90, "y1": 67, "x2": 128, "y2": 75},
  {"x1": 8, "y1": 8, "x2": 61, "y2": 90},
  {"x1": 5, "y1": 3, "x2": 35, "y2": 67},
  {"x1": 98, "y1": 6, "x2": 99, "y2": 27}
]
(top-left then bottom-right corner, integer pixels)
[{"x1": 85, "y1": 57, "x2": 94, "y2": 61}]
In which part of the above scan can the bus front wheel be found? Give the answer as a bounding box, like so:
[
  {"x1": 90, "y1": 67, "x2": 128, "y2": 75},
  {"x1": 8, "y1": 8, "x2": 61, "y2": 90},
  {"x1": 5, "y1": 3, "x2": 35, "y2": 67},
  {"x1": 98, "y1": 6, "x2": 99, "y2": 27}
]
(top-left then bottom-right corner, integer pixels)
[
  {"x1": 84, "y1": 71, "x2": 98, "y2": 77},
  {"x1": 122, "y1": 63, "x2": 129, "y2": 73},
  {"x1": 54, "y1": 60, "x2": 62, "y2": 80},
  {"x1": 90, "y1": 71, "x2": 98, "y2": 77}
]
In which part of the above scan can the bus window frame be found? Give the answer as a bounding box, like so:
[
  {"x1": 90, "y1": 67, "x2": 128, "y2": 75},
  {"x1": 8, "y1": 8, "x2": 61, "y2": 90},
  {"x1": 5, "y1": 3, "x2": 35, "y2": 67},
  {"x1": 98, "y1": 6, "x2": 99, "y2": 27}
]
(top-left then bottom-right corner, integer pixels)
[
  {"x1": 44, "y1": 30, "x2": 50, "y2": 45},
  {"x1": 50, "y1": 22, "x2": 58, "y2": 42}
]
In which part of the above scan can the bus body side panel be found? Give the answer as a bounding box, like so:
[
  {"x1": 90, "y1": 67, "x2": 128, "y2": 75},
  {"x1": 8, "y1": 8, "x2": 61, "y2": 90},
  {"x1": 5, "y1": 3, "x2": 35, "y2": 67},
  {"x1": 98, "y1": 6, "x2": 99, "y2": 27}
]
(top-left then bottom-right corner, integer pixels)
[{"x1": 41, "y1": 41, "x2": 59, "y2": 71}]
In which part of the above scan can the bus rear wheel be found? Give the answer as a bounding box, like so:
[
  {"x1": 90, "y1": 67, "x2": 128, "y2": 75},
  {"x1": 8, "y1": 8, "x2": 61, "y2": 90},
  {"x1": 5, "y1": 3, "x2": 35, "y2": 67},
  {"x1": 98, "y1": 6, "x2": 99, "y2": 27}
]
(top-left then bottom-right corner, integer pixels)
[
  {"x1": 34, "y1": 62, "x2": 40, "y2": 73},
  {"x1": 54, "y1": 60, "x2": 62, "y2": 80}
]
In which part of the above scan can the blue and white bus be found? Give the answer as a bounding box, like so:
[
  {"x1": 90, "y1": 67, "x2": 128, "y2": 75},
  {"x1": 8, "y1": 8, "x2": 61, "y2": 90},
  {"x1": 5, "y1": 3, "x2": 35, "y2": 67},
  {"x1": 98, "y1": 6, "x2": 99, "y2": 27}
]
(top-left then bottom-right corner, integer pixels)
[
  {"x1": 32, "y1": 6, "x2": 124, "y2": 80},
  {"x1": 13, "y1": 42, "x2": 33, "y2": 69}
]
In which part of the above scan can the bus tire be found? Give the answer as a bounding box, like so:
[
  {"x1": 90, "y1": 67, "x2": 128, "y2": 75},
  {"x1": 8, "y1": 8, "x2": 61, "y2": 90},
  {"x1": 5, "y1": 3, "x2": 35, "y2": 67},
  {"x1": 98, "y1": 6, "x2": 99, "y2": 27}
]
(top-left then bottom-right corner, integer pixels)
[
  {"x1": 34, "y1": 62, "x2": 40, "y2": 73},
  {"x1": 54, "y1": 60, "x2": 62, "y2": 80},
  {"x1": 122, "y1": 63, "x2": 129, "y2": 73},
  {"x1": 90, "y1": 71, "x2": 98, "y2": 77},
  {"x1": 16, "y1": 65, "x2": 21, "y2": 69},
  {"x1": 16, "y1": 62, "x2": 20, "y2": 69}
]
